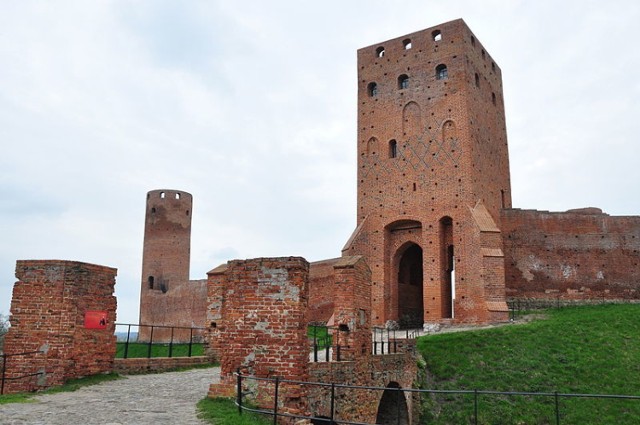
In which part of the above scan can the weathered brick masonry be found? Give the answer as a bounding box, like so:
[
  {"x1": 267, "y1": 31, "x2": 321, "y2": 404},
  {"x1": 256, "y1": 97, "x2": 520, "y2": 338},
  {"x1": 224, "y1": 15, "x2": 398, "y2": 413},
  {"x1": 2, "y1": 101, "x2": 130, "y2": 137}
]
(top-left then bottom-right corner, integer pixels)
[
  {"x1": 207, "y1": 256, "x2": 418, "y2": 423},
  {"x1": 502, "y1": 208, "x2": 640, "y2": 301},
  {"x1": 343, "y1": 19, "x2": 510, "y2": 326},
  {"x1": 3, "y1": 260, "x2": 116, "y2": 394},
  {"x1": 139, "y1": 189, "x2": 206, "y2": 341},
  {"x1": 140, "y1": 19, "x2": 640, "y2": 347}
]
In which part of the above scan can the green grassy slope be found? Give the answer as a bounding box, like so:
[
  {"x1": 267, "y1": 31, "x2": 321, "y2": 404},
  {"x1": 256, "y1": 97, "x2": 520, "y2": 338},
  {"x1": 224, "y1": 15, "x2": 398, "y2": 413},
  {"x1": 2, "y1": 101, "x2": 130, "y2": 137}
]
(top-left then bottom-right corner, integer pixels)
[{"x1": 417, "y1": 304, "x2": 640, "y2": 424}]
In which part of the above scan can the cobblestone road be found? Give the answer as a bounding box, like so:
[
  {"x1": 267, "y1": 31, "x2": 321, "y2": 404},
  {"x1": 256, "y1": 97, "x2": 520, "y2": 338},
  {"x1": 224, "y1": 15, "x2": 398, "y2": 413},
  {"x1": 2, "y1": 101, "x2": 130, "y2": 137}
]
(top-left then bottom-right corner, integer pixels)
[{"x1": 0, "y1": 367, "x2": 220, "y2": 425}]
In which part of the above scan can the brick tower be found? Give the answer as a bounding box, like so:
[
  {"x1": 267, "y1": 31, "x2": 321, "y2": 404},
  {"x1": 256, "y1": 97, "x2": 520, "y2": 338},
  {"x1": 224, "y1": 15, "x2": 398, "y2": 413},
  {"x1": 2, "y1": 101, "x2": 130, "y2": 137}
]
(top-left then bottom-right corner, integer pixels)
[
  {"x1": 343, "y1": 19, "x2": 511, "y2": 327},
  {"x1": 139, "y1": 189, "x2": 193, "y2": 326}
]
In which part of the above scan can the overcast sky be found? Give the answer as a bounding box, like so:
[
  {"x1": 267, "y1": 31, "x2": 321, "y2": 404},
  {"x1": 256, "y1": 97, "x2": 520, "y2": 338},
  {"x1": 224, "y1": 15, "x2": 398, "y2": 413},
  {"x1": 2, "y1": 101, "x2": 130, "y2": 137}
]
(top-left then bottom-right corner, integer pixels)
[{"x1": 1, "y1": 1, "x2": 639, "y2": 324}]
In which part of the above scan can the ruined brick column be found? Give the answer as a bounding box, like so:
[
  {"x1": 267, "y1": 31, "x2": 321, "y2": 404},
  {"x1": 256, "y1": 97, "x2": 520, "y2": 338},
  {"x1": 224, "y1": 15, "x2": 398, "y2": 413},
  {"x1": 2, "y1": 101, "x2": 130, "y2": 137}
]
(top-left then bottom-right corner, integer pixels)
[
  {"x1": 3, "y1": 260, "x2": 117, "y2": 393},
  {"x1": 332, "y1": 256, "x2": 372, "y2": 361},
  {"x1": 207, "y1": 257, "x2": 310, "y2": 419}
]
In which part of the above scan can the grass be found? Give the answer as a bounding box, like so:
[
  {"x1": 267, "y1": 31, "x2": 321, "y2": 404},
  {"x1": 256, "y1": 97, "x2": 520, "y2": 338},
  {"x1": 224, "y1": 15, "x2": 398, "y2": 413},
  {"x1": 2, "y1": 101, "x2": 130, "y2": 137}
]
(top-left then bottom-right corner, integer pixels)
[
  {"x1": 115, "y1": 342, "x2": 205, "y2": 358},
  {"x1": 307, "y1": 325, "x2": 332, "y2": 349},
  {"x1": 0, "y1": 373, "x2": 121, "y2": 404},
  {"x1": 197, "y1": 397, "x2": 272, "y2": 424},
  {"x1": 417, "y1": 304, "x2": 640, "y2": 424}
]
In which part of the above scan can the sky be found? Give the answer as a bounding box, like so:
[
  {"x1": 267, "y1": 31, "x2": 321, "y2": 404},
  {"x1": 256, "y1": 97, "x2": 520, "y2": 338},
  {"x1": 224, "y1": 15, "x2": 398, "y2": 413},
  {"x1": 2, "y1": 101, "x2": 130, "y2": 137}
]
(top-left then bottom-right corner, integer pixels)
[{"x1": 1, "y1": 0, "x2": 639, "y2": 324}]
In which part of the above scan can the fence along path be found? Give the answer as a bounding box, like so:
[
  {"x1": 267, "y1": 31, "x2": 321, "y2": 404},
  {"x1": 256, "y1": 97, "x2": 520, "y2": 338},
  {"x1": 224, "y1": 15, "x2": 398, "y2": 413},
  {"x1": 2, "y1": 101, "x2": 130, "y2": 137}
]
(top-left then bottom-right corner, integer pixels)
[{"x1": 0, "y1": 367, "x2": 220, "y2": 425}]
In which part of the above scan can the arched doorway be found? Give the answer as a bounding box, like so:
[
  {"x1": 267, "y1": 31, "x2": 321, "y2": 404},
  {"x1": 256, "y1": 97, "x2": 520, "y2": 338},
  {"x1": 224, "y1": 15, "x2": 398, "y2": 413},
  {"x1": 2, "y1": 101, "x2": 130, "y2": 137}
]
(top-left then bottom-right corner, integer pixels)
[
  {"x1": 397, "y1": 243, "x2": 423, "y2": 328},
  {"x1": 375, "y1": 382, "x2": 409, "y2": 425}
]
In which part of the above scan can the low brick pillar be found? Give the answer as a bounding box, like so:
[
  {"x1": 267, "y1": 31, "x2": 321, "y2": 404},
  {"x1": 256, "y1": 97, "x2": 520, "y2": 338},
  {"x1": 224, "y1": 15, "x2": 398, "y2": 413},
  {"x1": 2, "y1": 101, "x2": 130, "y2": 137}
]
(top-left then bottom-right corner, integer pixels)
[
  {"x1": 332, "y1": 256, "x2": 372, "y2": 361},
  {"x1": 3, "y1": 260, "x2": 117, "y2": 393},
  {"x1": 207, "y1": 257, "x2": 310, "y2": 420}
]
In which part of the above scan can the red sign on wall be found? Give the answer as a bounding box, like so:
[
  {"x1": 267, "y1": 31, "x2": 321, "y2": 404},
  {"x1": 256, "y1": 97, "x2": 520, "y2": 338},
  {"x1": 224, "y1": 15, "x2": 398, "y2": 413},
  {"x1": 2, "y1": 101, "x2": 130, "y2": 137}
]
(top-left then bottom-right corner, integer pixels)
[{"x1": 85, "y1": 311, "x2": 108, "y2": 329}]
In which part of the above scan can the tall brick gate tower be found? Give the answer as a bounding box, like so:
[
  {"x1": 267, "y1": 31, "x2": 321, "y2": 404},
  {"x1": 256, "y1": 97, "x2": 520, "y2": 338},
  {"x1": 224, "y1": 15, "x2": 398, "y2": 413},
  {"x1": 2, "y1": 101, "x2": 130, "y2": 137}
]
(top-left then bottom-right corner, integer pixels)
[{"x1": 343, "y1": 19, "x2": 511, "y2": 327}]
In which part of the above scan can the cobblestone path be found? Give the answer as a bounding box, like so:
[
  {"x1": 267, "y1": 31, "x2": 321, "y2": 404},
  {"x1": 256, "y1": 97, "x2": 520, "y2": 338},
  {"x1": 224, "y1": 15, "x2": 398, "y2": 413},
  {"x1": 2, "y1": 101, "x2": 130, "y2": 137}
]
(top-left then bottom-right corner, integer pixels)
[{"x1": 0, "y1": 367, "x2": 220, "y2": 425}]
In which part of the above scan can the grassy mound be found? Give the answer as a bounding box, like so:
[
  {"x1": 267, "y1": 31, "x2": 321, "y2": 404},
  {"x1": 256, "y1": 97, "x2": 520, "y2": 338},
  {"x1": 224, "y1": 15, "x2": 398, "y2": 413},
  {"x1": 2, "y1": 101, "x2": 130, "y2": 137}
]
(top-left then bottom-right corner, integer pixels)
[{"x1": 417, "y1": 304, "x2": 640, "y2": 424}]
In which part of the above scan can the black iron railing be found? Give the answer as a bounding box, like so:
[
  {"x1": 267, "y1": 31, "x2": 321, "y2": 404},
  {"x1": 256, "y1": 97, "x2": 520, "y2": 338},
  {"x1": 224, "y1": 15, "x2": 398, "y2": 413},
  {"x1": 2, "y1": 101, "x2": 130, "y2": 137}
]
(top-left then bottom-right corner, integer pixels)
[
  {"x1": 1, "y1": 349, "x2": 45, "y2": 395},
  {"x1": 114, "y1": 323, "x2": 206, "y2": 359},
  {"x1": 234, "y1": 371, "x2": 640, "y2": 424},
  {"x1": 308, "y1": 324, "x2": 350, "y2": 362},
  {"x1": 372, "y1": 327, "x2": 418, "y2": 355},
  {"x1": 308, "y1": 325, "x2": 419, "y2": 362}
]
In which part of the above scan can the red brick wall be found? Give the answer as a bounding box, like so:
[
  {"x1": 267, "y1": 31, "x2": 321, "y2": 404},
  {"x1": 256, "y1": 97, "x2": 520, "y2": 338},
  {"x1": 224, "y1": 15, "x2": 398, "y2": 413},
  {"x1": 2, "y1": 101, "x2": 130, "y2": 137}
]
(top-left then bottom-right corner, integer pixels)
[
  {"x1": 3, "y1": 260, "x2": 117, "y2": 394},
  {"x1": 502, "y1": 208, "x2": 640, "y2": 300},
  {"x1": 343, "y1": 19, "x2": 510, "y2": 326},
  {"x1": 308, "y1": 259, "x2": 339, "y2": 323},
  {"x1": 207, "y1": 257, "x2": 310, "y2": 418},
  {"x1": 307, "y1": 351, "x2": 418, "y2": 423},
  {"x1": 332, "y1": 256, "x2": 372, "y2": 360}
]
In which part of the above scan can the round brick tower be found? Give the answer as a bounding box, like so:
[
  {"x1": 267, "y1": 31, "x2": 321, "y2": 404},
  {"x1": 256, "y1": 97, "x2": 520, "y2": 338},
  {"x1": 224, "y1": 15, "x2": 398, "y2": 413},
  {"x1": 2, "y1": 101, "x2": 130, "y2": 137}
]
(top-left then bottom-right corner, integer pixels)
[{"x1": 139, "y1": 189, "x2": 193, "y2": 326}]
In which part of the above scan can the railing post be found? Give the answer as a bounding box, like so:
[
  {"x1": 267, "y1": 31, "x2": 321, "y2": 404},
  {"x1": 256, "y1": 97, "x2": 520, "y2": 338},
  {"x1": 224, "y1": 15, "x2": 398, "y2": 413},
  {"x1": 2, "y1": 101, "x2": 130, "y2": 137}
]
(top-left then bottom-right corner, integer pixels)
[
  {"x1": 396, "y1": 387, "x2": 401, "y2": 425},
  {"x1": 169, "y1": 327, "x2": 174, "y2": 358},
  {"x1": 555, "y1": 392, "x2": 560, "y2": 425},
  {"x1": 273, "y1": 376, "x2": 280, "y2": 425},
  {"x1": 147, "y1": 326, "x2": 154, "y2": 358},
  {"x1": 474, "y1": 389, "x2": 478, "y2": 425},
  {"x1": 313, "y1": 326, "x2": 318, "y2": 363},
  {"x1": 325, "y1": 334, "x2": 330, "y2": 361},
  {"x1": 330, "y1": 382, "x2": 336, "y2": 422},
  {"x1": 188, "y1": 328, "x2": 193, "y2": 357},
  {"x1": 387, "y1": 328, "x2": 390, "y2": 354},
  {"x1": 237, "y1": 368, "x2": 242, "y2": 415},
  {"x1": 1, "y1": 353, "x2": 7, "y2": 395},
  {"x1": 124, "y1": 324, "x2": 131, "y2": 359}
]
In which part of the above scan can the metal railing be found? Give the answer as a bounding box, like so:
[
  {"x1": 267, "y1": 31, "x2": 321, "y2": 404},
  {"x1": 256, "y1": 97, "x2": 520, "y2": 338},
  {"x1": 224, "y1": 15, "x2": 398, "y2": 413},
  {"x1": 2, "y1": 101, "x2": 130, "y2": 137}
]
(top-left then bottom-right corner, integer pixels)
[
  {"x1": 233, "y1": 371, "x2": 640, "y2": 424},
  {"x1": 308, "y1": 325, "x2": 419, "y2": 362},
  {"x1": 114, "y1": 323, "x2": 206, "y2": 359},
  {"x1": 508, "y1": 297, "x2": 640, "y2": 321},
  {"x1": 372, "y1": 327, "x2": 418, "y2": 355},
  {"x1": 1, "y1": 350, "x2": 45, "y2": 395},
  {"x1": 308, "y1": 324, "x2": 349, "y2": 362}
]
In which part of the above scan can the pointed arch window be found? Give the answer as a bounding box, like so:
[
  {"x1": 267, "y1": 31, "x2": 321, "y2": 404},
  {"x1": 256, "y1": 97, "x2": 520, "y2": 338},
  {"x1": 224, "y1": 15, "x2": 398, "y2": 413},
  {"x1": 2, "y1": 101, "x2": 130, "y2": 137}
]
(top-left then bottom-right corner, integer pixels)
[{"x1": 436, "y1": 64, "x2": 448, "y2": 80}]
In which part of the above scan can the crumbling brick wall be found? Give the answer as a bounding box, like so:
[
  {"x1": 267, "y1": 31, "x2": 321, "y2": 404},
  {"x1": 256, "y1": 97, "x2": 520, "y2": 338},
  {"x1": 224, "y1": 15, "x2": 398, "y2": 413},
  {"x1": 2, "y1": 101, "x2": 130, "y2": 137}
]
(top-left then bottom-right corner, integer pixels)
[
  {"x1": 308, "y1": 350, "x2": 418, "y2": 423},
  {"x1": 207, "y1": 257, "x2": 310, "y2": 418},
  {"x1": 502, "y1": 208, "x2": 640, "y2": 300},
  {"x1": 3, "y1": 260, "x2": 117, "y2": 394}
]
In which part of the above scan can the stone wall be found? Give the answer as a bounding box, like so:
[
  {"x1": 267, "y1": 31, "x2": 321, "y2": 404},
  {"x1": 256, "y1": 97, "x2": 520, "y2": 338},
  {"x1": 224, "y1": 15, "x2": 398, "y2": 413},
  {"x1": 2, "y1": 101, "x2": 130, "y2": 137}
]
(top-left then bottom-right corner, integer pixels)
[
  {"x1": 3, "y1": 260, "x2": 117, "y2": 394},
  {"x1": 113, "y1": 356, "x2": 210, "y2": 374},
  {"x1": 502, "y1": 208, "x2": 640, "y2": 300}
]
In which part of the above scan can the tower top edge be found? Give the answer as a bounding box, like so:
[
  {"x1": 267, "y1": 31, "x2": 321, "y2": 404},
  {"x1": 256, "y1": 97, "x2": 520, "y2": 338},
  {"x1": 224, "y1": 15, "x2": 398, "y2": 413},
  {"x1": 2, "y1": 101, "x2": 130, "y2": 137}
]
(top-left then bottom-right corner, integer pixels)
[
  {"x1": 146, "y1": 189, "x2": 193, "y2": 200},
  {"x1": 357, "y1": 18, "x2": 468, "y2": 51}
]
